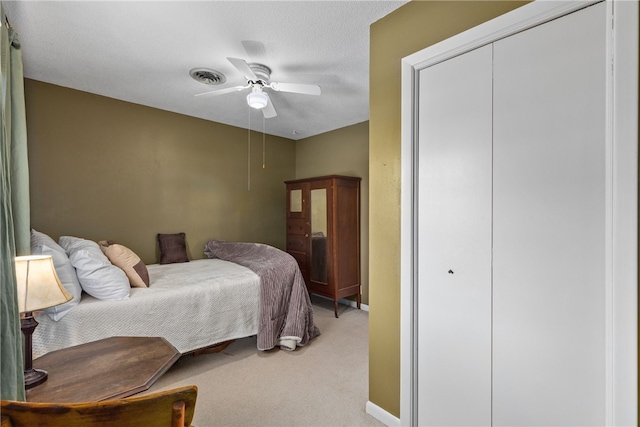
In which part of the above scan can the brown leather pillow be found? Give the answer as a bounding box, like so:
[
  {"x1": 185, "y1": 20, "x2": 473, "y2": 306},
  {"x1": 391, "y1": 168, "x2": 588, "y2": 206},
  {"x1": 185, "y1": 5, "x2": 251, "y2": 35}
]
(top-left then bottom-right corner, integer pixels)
[{"x1": 157, "y1": 233, "x2": 189, "y2": 264}]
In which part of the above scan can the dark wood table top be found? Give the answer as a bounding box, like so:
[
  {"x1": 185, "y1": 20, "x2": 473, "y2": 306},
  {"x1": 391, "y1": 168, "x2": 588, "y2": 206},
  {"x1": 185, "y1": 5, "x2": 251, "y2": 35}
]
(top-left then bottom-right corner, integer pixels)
[{"x1": 26, "y1": 336, "x2": 180, "y2": 403}]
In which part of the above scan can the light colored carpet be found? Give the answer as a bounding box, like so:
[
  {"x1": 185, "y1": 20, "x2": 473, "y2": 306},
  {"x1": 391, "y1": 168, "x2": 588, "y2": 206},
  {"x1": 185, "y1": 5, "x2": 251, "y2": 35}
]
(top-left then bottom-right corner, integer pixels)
[{"x1": 149, "y1": 297, "x2": 384, "y2": 427}]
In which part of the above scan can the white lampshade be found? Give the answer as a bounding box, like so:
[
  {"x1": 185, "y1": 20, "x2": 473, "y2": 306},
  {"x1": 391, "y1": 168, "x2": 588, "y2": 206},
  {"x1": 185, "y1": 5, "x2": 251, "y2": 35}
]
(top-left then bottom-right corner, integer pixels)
[
  {"x1": 247, "y1": 91, "x2": 268, "y2": 109},
  {"x1": 14, "y1": 255, "x2": 72, "y2": 313}
]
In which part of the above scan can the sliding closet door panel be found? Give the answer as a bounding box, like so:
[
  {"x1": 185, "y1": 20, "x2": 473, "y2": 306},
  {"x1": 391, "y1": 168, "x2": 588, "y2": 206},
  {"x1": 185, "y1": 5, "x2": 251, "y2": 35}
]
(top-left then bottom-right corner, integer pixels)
[
  {"x1": 417, "y1": 44, "x2": 493, "y2": 426},
  {"x1": 492, "y1": 3, "x2": 606, "y2": 426}
]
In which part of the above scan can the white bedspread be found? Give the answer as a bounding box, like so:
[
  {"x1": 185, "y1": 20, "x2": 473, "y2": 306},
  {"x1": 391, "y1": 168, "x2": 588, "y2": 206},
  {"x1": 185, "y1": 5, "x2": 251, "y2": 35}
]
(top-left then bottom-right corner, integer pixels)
[{"x1": 32, "y1": 259, "x2": 260, "y2": 359}]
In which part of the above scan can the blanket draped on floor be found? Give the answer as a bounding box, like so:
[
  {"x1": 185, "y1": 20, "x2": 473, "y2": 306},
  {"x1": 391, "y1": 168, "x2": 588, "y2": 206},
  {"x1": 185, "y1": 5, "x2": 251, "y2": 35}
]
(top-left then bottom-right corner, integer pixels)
[{"x1": 204, "y1": 240, "x2": 320, "y2": 351}]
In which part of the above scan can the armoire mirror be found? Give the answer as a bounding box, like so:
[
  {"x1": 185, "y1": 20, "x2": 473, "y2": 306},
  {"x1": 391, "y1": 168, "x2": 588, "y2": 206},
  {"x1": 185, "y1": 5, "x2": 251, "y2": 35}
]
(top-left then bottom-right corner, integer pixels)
[{"x1": 310, "y1": 188, "x2": 327, "y2": 283}]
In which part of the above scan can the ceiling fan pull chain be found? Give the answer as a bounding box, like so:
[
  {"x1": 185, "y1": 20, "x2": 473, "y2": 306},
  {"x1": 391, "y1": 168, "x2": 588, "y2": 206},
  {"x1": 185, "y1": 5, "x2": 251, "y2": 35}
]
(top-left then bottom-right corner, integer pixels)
[
  {"x1": 262, "y1": 115, "x2": 266, "y2": 169},
  {"x1": 247, "y1": 108, "x2": 251, "y2": 192}
]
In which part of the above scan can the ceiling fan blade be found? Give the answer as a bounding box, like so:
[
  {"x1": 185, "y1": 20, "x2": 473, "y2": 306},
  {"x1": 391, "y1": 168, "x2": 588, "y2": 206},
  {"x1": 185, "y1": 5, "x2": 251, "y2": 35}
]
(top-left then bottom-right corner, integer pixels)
[
  {"x1": 269, "y1": 82, "x2": 321, "y2": 96},
  {"x1": 227, "y1": 57, "x2": 257, "y2": 80},
  {"x1": 194, "y1": 85, "x2": 247, "y2": 97},
  {"x1": 262, "y1": 95, "x2": 277, "y2": 118}
]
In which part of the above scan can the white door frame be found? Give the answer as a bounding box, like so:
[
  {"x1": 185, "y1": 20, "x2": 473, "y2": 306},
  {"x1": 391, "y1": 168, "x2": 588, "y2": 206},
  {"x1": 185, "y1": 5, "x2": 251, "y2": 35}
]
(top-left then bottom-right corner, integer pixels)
[{"x1": 400, "y1": 1, "x2": 638, "y2": 425}]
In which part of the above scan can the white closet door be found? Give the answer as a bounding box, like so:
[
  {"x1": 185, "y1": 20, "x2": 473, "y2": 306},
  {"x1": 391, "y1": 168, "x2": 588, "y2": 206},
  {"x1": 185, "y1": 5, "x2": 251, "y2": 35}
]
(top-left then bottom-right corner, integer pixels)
[
  {"x1": 417, "y1": 44, "x2": 493, "y2": 426},
  {"x1": 492, "y1": 3, "x2": 607, "y2": 426}
]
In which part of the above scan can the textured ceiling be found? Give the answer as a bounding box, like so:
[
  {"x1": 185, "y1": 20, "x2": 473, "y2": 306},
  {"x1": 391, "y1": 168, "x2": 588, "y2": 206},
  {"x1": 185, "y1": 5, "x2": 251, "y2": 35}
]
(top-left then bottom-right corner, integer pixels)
[{"x1": 3, "y1": 1, "x2": 407, "y2": 140}]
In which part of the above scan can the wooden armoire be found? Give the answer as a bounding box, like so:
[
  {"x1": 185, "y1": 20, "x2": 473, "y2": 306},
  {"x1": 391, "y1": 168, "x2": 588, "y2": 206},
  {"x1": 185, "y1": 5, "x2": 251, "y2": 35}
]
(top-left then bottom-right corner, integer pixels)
[{"x1": 284, "y1": 175, "x2": 361, "y2": 317}]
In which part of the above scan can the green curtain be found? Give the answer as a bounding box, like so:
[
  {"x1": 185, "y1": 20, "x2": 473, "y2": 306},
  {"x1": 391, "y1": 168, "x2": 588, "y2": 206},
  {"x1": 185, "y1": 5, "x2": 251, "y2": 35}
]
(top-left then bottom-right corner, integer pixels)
[{"x1": 1, "y1": 2, "x2": 30, "y2": 401}]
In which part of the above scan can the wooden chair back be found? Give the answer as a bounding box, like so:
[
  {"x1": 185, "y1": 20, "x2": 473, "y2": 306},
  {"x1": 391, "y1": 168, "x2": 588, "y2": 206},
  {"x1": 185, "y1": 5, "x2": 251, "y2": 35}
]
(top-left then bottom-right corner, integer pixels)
[{"x1": 1, "y1": 385, "x2": 197, "y2": 427}]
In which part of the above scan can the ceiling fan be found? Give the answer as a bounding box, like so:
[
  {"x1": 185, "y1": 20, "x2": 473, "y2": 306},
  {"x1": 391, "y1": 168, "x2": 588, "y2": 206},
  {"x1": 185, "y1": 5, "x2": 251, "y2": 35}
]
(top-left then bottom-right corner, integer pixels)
[{"x1": 195, "y1": 57, "x2": 322, "y2": 119}]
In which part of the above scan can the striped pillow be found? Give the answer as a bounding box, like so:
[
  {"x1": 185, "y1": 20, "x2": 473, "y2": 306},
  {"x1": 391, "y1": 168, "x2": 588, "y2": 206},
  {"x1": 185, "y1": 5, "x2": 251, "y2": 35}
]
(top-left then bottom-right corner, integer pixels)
[{"x1": 157, "y1": 233, "x2": 189, "y2": 265}]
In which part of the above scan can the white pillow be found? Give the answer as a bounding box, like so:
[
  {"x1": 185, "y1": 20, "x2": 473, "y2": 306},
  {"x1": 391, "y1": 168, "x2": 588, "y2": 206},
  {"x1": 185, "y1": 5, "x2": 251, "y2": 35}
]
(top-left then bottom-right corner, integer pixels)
[
  {"x1": 59, "y1": 236, "x2": 130, "y2": 301},
  {"x1": 30, "y1": 229, "x2": 82, "y2": 321}
]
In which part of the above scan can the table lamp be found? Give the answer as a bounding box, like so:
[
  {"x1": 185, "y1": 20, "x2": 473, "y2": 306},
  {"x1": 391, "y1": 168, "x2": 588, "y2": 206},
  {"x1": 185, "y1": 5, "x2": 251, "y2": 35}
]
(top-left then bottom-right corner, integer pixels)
[{"x1": 14, "y1": 255, "x2": 72, "y2": 389}]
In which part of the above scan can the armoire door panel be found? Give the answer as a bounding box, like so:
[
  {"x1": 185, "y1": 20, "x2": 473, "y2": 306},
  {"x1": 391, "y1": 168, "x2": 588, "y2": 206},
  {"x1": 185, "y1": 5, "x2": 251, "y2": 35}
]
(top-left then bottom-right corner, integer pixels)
[
  {"x1": 417, "y1": 44, "x2": 493, "y2": 426},
  {"x1": 335, "y1": 183, "x2": 359, "y2": 285},
  {"x1": 492, "y1": 3, "x2": 607, "y2": 425}
]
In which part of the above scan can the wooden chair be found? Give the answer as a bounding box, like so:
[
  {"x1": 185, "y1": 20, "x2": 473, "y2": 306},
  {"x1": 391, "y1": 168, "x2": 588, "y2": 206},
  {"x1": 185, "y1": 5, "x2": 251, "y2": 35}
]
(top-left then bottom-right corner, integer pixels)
[{"x1": 0, "y1": 385, "x2": 197, "y2": 427}]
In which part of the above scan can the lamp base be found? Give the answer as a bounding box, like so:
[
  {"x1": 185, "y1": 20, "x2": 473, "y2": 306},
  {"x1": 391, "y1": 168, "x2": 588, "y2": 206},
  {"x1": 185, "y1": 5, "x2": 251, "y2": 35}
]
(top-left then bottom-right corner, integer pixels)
[
  {"x1": 24, "y1": 368, "x2": 48, "y2": 389},
  {"x1": 21, "y1": 313, "x2": 48, "y2": 389}
]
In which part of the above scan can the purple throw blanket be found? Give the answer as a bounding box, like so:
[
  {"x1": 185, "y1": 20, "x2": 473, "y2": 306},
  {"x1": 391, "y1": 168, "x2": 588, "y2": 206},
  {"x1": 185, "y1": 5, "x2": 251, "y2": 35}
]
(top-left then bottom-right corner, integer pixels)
[{"x1": 204, "y1": 240, "x2": 320, "y2": 351}]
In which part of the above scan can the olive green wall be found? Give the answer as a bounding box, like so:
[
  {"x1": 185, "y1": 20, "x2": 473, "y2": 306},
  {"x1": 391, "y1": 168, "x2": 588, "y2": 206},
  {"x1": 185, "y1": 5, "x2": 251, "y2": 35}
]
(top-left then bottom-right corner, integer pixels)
[
  {"x1": 295, "y1": 121, "x2": 369, "y2": 304},
  {"x1": 25, "y1": 79, "x2": 296, "y2": 264},
  {"x1": 368, "y1": 0, "x2": 530, "y2": 417}
]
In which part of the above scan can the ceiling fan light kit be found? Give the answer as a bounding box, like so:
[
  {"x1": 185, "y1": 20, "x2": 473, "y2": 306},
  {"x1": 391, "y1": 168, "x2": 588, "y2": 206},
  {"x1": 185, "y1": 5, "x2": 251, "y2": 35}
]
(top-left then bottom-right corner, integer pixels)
[
  {"x1": 247, "y1": 90, "x2": 268, "y2": 109},
  {"x1": 194, "y1": 57, "x2": 322, "y2": 119}
]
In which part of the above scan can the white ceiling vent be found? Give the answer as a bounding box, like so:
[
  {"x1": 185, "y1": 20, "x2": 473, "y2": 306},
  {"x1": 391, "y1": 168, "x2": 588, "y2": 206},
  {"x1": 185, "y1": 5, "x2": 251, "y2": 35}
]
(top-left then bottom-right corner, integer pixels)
[{"x1": 190, "y1": 68, "x2": 226, "y2": 85}]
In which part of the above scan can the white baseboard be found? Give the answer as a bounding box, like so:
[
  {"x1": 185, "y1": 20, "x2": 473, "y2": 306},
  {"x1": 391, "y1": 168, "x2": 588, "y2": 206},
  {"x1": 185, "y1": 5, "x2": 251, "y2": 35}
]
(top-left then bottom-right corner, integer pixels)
[
  {"x1": 366, "y1": 401, "x2": 400, "y2": 427},
  {"x1": 310, "y1": 294, "x2": 370, "y2": 312},
  {"x1": 341, "y1": 298, "x2": 369, "y2": 312}
]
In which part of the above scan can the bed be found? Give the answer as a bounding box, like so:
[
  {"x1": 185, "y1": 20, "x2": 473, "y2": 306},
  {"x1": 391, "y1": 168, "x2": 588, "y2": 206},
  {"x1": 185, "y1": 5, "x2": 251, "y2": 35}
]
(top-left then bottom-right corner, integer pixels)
[
  {"x1": 33, "y1": 259, "x2": 260, "y2": 359},
  {"x1": 31, "y1": 231, "x2": 320, "y2": 359}
]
